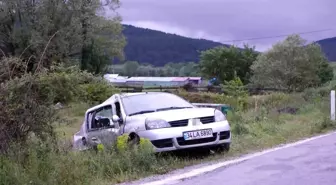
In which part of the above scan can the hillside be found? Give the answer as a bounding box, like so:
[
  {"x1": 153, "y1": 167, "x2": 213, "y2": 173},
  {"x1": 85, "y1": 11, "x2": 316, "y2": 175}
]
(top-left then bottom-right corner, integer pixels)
[
  {"x1": 315, "y1": 37, "x2": 336, "y2": 62},
  {"x1": 122, "y1": 25, "x2": 336, "y2": 66},
  {"x1": 122, "y1": 24, "x2": 227, "y2": 66}
]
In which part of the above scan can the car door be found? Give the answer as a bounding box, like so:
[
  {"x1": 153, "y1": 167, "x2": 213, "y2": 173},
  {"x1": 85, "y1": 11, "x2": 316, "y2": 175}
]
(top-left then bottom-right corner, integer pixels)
[
  {"x1": 85, "y1": 104, "x2": 120, "y2": 149},
  {"x1": 110, "y1": 94, "x2": 130, "y2": 135}
]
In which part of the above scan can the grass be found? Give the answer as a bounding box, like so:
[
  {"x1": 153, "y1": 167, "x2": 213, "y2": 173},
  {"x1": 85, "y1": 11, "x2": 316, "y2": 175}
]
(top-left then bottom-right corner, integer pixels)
[
  {"x1": 55, "y1": 102, "x2": 91, "y2": 139},
  {"x1": 1, "y1": 92, "x2": 336, "y2": 185}
]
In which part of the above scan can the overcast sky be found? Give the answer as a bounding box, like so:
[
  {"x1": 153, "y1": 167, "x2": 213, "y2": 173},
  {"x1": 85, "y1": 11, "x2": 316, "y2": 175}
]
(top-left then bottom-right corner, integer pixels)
[{"x1": 113, "y1": 0, "x2": 336, "y2": 51}]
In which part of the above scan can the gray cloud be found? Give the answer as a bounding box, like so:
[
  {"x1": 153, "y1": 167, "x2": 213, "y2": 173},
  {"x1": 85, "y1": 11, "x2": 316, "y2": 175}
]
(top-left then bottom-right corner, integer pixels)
[{"x1": 113, "y1": 0, "x2": 336, "y2": 51}]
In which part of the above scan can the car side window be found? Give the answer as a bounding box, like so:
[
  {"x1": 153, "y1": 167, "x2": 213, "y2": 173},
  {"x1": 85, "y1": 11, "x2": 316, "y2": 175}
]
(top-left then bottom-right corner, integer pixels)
[
  {"x1": 96, "y1": 106, "x2": 113, "y2": 118},
  {"x1": 87, "y1": 105, "x2": 113, "y2": 131}
]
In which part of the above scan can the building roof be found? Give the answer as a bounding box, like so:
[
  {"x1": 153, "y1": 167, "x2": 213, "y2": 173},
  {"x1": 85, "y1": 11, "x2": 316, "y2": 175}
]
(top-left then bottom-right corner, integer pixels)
[
  {"x1": 172, "y1": 77, "x2": 189, "y2": 81},
  {"x1": 127, "y1": 77, "x2": 177, "y2": 82},
  {"x1": 189, "y1": 77, "x2": 202, "y2": 80},
  {"x1": 104, "y1": 73, "x2": 129, "y2": 83},
  {"x1": 104, "y1": 74, "x2": 119, "y2": 78},
  {"x1": 103, "y1": 74, "x2": 201, "y2": 83},
  {"x1": 108, "y1": 79, "x2": 127, "y2": 83}
]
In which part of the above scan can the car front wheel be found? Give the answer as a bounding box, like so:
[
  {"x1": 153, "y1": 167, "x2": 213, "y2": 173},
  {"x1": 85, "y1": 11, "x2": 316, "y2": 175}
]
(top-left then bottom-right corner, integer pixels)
[
  {"x1": 128, "y1": 134, "x2": 140, "y2": 146},
  {"x1": 212, "y1": 143, "x2": 230, "y2": 153}
]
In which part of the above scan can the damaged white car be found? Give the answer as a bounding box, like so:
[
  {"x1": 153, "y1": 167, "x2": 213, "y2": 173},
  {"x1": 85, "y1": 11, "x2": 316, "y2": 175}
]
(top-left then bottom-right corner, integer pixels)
[{"x1": 73, "y1": 92, "x2": 231, "y2": 152}]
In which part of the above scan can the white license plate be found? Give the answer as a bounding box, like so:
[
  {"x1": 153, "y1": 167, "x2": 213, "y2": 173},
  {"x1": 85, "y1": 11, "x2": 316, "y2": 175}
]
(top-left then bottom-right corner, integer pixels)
[{"x1": 183, "y1": 129, "x2": 213, "y2": 140}]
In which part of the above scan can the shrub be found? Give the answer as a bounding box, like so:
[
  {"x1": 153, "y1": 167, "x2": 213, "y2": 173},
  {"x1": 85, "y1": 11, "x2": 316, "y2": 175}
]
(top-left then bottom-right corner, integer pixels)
[
  {"x1": 79, "y1": 80, "x2": 120, "y2": 104},
  {"x1": 0, "y1": 60, "x2": 118, "y2": 153},
  {"x1": 223, "y1": 76, "x2": 249, "y2": 111},
  {"x1": 0, "y1": 73, "x2": 57, "y2": 153},
  {"x1": 250, "y1": 34, "x2": 333, "y2": 92},
  {"x1": 42, "y1": 64, "x2": 120, "y2": 104},
  {"x1": 87, "y1": 133, "x2": 154, "y2": 153},
  {"x1": 175, "y1": 90, "x2": 248, "y2": 111},
  {"x1": 38, "y1": 71, "x2": 81, "y2": 103},
  {"x1": 175, "y1": 90, "x2": 223, "y2": 103},
  {"x1": 302, "y1": 79, "x2": 336, "y2": 102},
  {"x1": 116, "y1": 134, "x2": 129, "y2": 152},
  {"x1": 226, "y1": 111, "x2": 249, "y2": 135},
  {"x1": 248, "y1": 92, "x2": 305, "y2": 111},
  {"x1": 115, "y1": 134, "x2": 153, "y2": 152}
]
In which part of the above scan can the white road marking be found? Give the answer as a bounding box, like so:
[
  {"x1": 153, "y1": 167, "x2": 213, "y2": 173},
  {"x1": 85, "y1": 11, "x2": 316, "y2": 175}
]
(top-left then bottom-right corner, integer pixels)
[{"x1": 139, "y1": 131, "x2": 336, "y2": 185}]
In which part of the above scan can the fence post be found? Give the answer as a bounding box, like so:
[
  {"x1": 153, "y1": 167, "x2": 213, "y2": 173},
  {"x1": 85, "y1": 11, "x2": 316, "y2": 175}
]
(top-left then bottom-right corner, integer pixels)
[{"x1": 331, "y1": 90, "x2": 335, "y2": 121}]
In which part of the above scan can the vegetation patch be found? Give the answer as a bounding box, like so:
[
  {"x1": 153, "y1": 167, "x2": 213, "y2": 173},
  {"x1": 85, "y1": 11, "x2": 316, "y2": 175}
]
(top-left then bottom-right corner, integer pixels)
[
  {"x1": 0, "y1": 1, "x2": 335, "y2": 184},
  {"x1": 2, "y1": 87, "x2": 334, "y2": 185}
]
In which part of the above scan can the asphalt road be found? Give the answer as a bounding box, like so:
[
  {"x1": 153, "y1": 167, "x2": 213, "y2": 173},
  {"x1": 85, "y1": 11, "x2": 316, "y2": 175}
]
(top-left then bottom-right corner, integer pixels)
[{"x1": 175, "y1": 132, "x2": 336, "y2": 185}]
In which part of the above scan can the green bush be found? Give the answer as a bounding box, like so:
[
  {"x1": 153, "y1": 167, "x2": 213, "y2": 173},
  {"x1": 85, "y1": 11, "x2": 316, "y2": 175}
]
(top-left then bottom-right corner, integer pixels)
[
  {"x1": 38, "y1": 71, "x2": 82, "y2": 103},
  {"x1": 41, "y1": 64, "x2": 119, "y2": 104},
  {"x1": 79, "y1": 81, "x2": 120, "y2": 104},
  {"x1": 0, "y1": 60, "x2": 119, "y2": 153},
  {"x1": 247, "y1": 92, "x2": 305, "y2": 111},
  {"x1": 175, "y1": 90, "x2": 248, "y2": 111},
  {"x1": 0, "y1": 73, "x2": 57, "y2": 153},
  {"x1": 175, "y1": 90, "x2": 223, "y2": 103},
  {"x1": 226, "y1": 111, "x2": 249, "y2": 135},
  {"x1": 302, "y1": 79, "x2": 336, "y2": 102},
  {"x1": 115, "y1": 134, "x2": 153, "y2": 152}
]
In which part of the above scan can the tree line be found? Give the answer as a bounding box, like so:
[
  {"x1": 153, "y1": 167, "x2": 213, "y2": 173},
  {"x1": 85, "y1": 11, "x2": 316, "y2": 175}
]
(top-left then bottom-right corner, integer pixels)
[
  {"x1": 109, "y1": 34, "x2": 333, "y2": 92},
  {"x1": 199, "y1": 35, "x2": 333, "y2": 92},
  {"x1": 0, "y1": 0, "x2": 332, "y2": 92},
  {"x1": 107, "y1": 61, "x2": 201, "y2": 77}
]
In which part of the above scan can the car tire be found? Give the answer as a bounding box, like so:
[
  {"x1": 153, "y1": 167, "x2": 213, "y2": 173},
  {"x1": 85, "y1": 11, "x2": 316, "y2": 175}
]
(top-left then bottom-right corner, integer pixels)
[
  {"x1": 212, "y1": 143, "x2": 230, "y2": 153},
  {"x1": 222, "y1": 143, "x2": 230, "y2": 152},
  {"x1": 128, "y1": 134, "x2": 140, "y2": 147}
]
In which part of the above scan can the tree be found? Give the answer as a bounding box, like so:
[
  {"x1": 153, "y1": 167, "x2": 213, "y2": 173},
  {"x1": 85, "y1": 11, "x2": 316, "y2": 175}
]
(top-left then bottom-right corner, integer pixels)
[
  {"x1": 250, "y1": 34, "x2": 333, "y2": 91},
  {"x1": 79, "y1": 0, "x2": 125, "y2": 73},
  {"x1": 0, "y1": 0, "x2": 83, "y2": 70},
  {"x1": 123, "y1": 61, "x2": 139, "y2": 76},
  {"x1": 177, "y1": 62, "x2": 200, "y2": 76},
  {"x1": 223, "y1": 73, "x2": 248, "y2": 110},
  {"x1": 0, "y1": 0, "x2": 125, "y2": 76},
  {"x1": 83, "y1": 40, "x2": 111, "y2": 74},
  {"x1": 164, "y1": 66, "x2": 174, "y2": 76},
  {"x1": 199, "y1": 44, "x2": 258, "y2": 84}
]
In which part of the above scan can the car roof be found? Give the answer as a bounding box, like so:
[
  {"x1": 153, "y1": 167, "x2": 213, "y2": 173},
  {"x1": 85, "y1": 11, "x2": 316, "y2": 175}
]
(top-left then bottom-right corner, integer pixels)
[
  {"x1": 87, "y1": 91, "x2": 186, "y2": 113},
  {"x1": 102, "y1": 91, "x2": 171, "y2": 105}
]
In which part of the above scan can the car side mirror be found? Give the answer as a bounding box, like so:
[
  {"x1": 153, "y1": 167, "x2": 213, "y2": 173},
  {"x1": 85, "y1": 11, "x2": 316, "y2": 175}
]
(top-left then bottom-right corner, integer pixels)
[{"x1": 112, "y1": 115, "x2": 120, "y2": 122}]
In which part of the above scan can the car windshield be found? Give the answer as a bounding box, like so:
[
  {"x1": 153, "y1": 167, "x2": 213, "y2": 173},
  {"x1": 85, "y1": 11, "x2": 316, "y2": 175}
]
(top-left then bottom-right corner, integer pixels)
[{"x1": 121, "y1": 93, "x2": 194, "y2": 116}]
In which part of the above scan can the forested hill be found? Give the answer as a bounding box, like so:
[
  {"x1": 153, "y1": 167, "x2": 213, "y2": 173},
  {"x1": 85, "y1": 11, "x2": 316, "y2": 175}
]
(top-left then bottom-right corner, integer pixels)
[
  {"x1": 122, "y1": 24, "x2": 336, "y2": 66},
  {"x1": 315, "y1": 37, "x2": 336, "y2": 62},
  {"x1": 122, "y1": 24, "x2": 227, "y2": 66}
]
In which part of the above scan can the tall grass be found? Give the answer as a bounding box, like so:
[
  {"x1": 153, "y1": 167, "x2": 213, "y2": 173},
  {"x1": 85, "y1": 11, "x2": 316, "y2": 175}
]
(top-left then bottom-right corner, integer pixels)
[{"x1": 1, "y1": 91, "x2": 335, "y2": 185}]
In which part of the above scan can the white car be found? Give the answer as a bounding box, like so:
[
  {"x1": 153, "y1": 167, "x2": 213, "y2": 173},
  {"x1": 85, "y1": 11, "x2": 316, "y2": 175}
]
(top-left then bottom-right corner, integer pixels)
[{"x1": 72, "y1": 92, "x2": 231, "y2": 152}]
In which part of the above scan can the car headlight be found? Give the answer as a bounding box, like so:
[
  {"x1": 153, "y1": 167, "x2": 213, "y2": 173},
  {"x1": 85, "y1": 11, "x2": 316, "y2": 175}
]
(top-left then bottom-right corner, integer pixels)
[
  {"x1": 214, "y1": 109, "x2": 226, "y2": 122},
  {"x1": 145, "y1": 118, "x2": 171, "y2": 130}
]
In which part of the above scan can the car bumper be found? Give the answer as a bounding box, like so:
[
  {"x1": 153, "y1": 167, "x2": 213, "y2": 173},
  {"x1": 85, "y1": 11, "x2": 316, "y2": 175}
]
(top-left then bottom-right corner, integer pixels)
[{"x1": 137, "y1": 120, "x2": 231, "y2": 152}]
